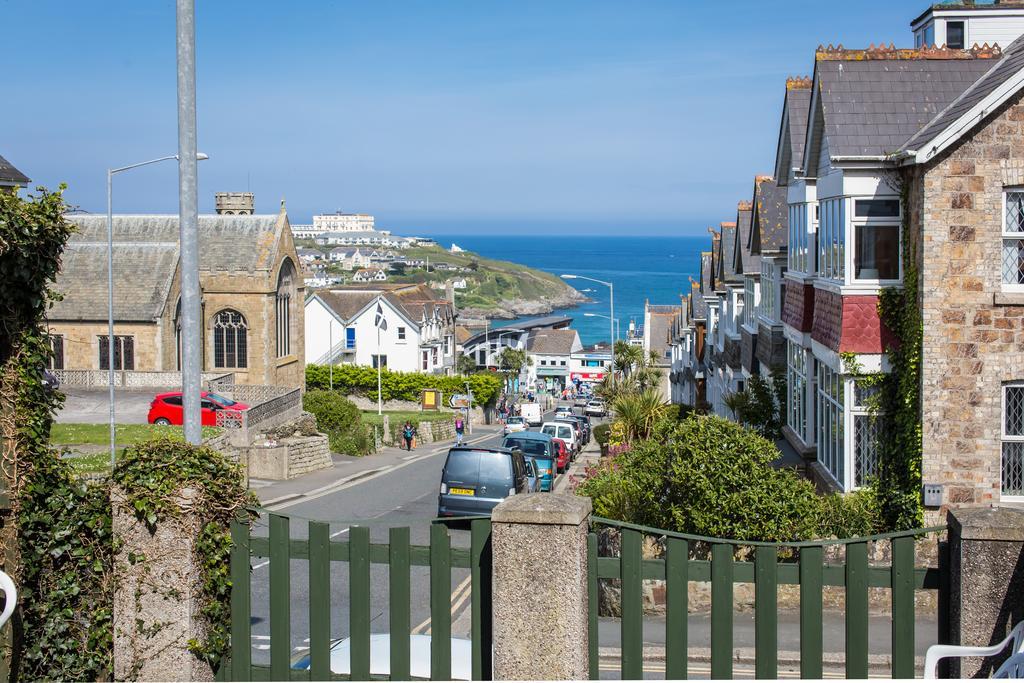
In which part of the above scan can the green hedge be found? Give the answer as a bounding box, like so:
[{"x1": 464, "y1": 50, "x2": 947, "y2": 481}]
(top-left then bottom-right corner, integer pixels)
[
  {"x1": 302, "y1": 391, "x2": 374, "y2": 456},
  {"x1": 576, "y1": 414, "x2": 881, "y2": 541},
  {"x1": 306, "y1": 364, "x2": 504, "y2": 406}
]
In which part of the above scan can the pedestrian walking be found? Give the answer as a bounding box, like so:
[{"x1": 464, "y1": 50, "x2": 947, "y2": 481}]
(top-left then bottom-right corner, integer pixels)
[
  {"x1": 402, "y1": 421, "x2": 416, "y2": 451},
  {"x1": 454, "y1": 415, "x2": 465, "y2": 446}
]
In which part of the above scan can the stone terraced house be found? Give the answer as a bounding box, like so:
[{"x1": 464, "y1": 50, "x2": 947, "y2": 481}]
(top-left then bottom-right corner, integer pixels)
[{"x1": 669, "y1": 1, "x2": 1024, "y2": 514}]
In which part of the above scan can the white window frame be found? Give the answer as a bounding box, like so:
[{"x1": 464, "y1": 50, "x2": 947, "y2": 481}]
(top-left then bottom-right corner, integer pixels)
[
  {"x1": 817, "y1": 363, "x2": 847, "y2": 491},
  {"x1": 743, "y1": 276, "x2": 757, "y2": 329},
  {"x1": 850, "y1": 379, "x2": 881, "y2": 490},
  {"x1": 1001, "y1": 382, "x2": 1024, "y2": 502},
  {"x1": 851, "y1": 197, "x2": 902, "y2": 286},
  {"x1": 817, "y1": 197, "x2": 846, "y2": 282},
  {"x1": 788, "y1": 203, "x2": 812, "y2": 274},
  {"x1": 786, "y1": 341, "x2": 807, "y2": 442},
  {"x1": 1001, "y1": 188, "x2": 1024, "y2": 292}
]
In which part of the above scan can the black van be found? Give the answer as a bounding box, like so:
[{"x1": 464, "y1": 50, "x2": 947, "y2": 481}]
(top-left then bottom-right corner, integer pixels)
[{"x1": 437, "y1": 446, "x2": 531, "y2": 518}]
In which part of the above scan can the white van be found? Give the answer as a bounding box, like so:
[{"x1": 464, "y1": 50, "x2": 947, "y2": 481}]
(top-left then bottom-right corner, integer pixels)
[
  {"x1": 520, "y1": 403, "x2": 543, "y2": 427},
  {"x1": 541, "y1": 421, "x2": 578, "y2": 454}
]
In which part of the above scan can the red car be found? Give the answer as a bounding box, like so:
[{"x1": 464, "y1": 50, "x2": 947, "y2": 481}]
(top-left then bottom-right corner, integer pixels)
[
  {"x1": 147, "y1": 391, "x2": 249, "y2": 427},
  {"x1": 551, "y1": 438, "x2": 571, "y2": 473}
]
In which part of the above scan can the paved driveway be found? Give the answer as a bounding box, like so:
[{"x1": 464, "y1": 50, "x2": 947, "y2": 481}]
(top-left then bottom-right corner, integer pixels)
[{"x1": 57, "y1": 388, "x2": 167, "y2": 424}]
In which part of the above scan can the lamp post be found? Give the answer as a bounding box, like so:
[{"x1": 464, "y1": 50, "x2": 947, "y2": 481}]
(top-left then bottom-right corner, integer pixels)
[
  {"x1": 561, "y1": 274, "x2": 615, "y2": 381},
  {"x1": 106, "y1": 152, "x2": 208, "y2": 468}
]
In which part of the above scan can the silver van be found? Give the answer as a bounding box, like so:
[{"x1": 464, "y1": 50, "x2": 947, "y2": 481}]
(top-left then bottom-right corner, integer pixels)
[{"x1": 437, "y1": 447, "x2": 532, "y2": 518}]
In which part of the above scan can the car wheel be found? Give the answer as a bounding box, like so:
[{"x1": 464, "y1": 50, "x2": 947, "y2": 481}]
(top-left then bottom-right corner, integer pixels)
[{"x1": 153, "y1": 418, "x2": 172, "y2": 426}]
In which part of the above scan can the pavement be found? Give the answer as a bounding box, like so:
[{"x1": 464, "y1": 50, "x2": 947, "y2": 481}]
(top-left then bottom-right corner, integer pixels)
[{"x1": 57, "y1": 387, "x2": 162, "y2": 424}]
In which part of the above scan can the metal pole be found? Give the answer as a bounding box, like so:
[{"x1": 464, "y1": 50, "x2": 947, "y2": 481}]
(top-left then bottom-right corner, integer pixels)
[
  {"x1": 377, "y1": 326, "x2": 382, "y2": 415},
  {"x1": 465, "y1": 381, "x2": 473, "y2": 435},
  {"x1": 609, "y1": 281, "x2": 616, "y2": 381},
  {"x1": 328, "y1": 322, "x2": 334, "y2": 391},
  {"x1": 176, "y1": 0, "x2": 202, "y2": 444},
  {"x1": 106, "y1": 169, "x2": 116, "y2": 468}
]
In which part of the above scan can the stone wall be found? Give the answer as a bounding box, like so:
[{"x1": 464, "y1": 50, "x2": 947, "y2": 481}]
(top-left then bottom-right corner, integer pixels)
[
  {"x1": 248, "y1": 434, "x2": 332, "y2": 480},
  {"x1": 47, "y1": 321, "x2": 162, "y2": 371},
  {"x1": 914, "y1": 88, "x2": 1024, "y2": 511}
]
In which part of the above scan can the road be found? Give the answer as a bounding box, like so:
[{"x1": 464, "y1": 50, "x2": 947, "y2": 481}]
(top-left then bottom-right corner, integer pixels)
[{"x1": 247, "y1": 413, "x2": 533, "y2": 666}]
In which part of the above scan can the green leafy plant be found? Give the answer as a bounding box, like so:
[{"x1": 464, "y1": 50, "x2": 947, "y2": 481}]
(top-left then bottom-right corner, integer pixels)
[
  {"x1": 576, "y1": 414, "x2": 882, "y2": 541},
  {"x1": 723, "y1": 372, "x2": 787, "y2": 438},
  {"x1": 611, "y1": 388, "x2": 667, "y2": 442},
  {"x1": 302, "y1": 391, "x2": 374, "y2": 455},
  {"x1": 305, "y1": 364, "x2": 504, "y2": 406}
]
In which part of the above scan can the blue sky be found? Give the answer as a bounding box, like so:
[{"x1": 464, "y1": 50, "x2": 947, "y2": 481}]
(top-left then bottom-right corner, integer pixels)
[{"x1": 6, "y1": 1, "x2": 924, "y2": 235}]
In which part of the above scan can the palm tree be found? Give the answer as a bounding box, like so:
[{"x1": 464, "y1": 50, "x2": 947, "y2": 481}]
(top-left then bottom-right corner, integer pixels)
[
  {"x1": 496, "y1": 347, "x2": 530, "y2": 394},
  {"x1": 612, "y1": 388, "x2": 668, "y2": 442},
  {"x1": 613, "y1": 340, "x2": 645, "y2": 379}
]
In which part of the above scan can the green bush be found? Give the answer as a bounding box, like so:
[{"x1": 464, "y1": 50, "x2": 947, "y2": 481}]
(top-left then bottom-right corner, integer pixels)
[
  {"x1": 819, "y1": 486, "x2": 883, "y2": 539},
  {"x1": 577, "y1": 414, "x2": 881, "y2": 542},
  {"x1": 303, "y1": 391, "x2": 374, "y2": 456},
  {"x1": 305, "y1": 365, "x2": 504, "y2": 406},
  {"x1": 593, "y1": 423, "x2": 612, "y2": 446}
]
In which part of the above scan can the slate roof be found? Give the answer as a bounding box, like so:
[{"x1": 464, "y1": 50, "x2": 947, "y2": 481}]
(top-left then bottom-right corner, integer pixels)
[
  {"x1": 716, "y1": 222, "x2": 740, "y2": 287},
  {"x1": 316, "y1": 283, "x2": 452, "y2": 326},
  {"x1": 808, "y1": 45, "x2": 998, "y2": 167},
  {"x1": 526, "y1": 328, "x2": 579, "y2": 355},
  {"x1": 901, "y1": 34, "x2": 1024, "y2": 155},
  {"x1": 690, "y1": 280, "x2": 707, "y2": 321},
  {"x1": 733, "y1": 200, "x2": 757, "y2": 275},
  {"x1": 751, "y1": 176, "x2": 789, "y2": 255},
  {"x1": 786, "y1": 79, "x2": 812, "y2": 168},
  {"x1": 315, "y1": 290, "x2": 379, "y2": 322},
  {"x1": 0, "y1": 154, "x2": 30, "y2": 185},
  {"x1": 50, "y1": 213, "x2": 287, "y2": 321}
]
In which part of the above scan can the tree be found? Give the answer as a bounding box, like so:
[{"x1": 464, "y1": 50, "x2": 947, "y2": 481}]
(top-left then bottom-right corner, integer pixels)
[
  {"x1": 390, "y1": 262, "x2": 407, "y2": 276},
  {"x1": 496, "y1": 347, "x2": 530, "y2": 393},
  {"x1": 611, "y1": 388, "x2": 668, "y2": 442},
  {"x1": 723, "y1": 372, "x2": 786, "y2": 438},
  {"x1": 456, "y1": 354, "x2": 478, "y2": 376}
]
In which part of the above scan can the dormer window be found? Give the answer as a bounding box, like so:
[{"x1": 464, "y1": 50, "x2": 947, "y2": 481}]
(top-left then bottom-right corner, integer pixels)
[{"x1": 947, "y1": 21, "x2": 965, "y2": 49}]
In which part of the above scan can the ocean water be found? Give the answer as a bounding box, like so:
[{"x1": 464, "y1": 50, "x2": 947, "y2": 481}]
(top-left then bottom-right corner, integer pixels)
[{"x1": 431, "y1": 234, "x2": 707, "y2": 346}]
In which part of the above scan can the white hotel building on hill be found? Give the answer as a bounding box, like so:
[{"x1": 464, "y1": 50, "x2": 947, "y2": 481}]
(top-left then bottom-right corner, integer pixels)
[{"x1": 292, "y1": 211, "x2": 375, "y2": 239}]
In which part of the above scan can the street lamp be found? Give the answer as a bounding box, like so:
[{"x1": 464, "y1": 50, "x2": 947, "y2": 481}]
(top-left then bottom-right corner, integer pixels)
[
  {"x1": 561, "y1": 274, "x2": 615, "y2": 381},
  {"x1": 106, "y1": 152, "x2": 208, "y2": 468}
]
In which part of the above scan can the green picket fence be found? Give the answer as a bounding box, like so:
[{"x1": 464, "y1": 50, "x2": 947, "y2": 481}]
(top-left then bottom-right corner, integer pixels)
[
  {"x1": 587, "y1": 517, "x2": 949, "y2": 680},
  {"x1": 223, "y1": 513, "x2": 493, "y2": 681}
]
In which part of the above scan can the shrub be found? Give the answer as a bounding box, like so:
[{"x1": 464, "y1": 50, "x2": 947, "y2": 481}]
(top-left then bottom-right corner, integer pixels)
[
  {"x1": 302, "y1": 391, "x2": 373, "y2": 455},
  {"x1": 577, "y1": 414, "x2": 881, "y2": 542},
  {"x1": 593, "y1": 423, "x2": 612, "y2": 446},
  {"x1": 305, "y1": 365, "x2": 504, "y2": 406},
  {"x1": 819, "y1": 486, "x2": 883, "y2": 539}
]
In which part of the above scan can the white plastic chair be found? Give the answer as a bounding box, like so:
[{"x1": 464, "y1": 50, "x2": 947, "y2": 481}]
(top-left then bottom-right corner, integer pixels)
[
  {"x1": 0, "y1": 570, "x2": 16, "y2": 629},
  {"x1": 994, "y1": 652, "x2": 1024, "y2": 679},
  {"x1": 924, "y1": 622, "x2": 1024, "y2": 679}
]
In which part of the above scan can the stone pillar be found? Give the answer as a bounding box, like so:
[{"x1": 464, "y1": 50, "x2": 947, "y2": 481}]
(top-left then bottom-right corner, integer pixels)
[
  {"x1": 491, "y1": 493, "x2": 592, "y2": 680},
  {"x1": 948, "y1": 506, "x2": 1024, "y2": 678},
  {"x1": 112, "y1": 487, "x2": 214, "y2": 682}
]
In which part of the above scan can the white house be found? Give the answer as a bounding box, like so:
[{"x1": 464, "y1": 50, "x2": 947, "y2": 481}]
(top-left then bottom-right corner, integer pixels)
[
  {"x1": 353, "y1": 268, "x2": 387, "y2": 283},
  {"x1": 526, "y1": 328, "x2": 582, "y2": 393},
  {"x1": 304, "y1": 284, "x2": 456, "y2": 374}
]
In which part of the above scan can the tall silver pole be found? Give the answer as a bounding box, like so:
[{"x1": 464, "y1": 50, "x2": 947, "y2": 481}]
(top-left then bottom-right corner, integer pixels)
[
  {"x1": 328, "y1": 322, "x2": 334, "y2": 391},
  {"x1": 609, "y1": 282, "x2": 616, "y2": 381},
  {"x1": 107, "y1": 170, "x2": 116, "y2": 468},
  {"x1": 177, "y1": 0, "x2": 202, "y2": 444}
]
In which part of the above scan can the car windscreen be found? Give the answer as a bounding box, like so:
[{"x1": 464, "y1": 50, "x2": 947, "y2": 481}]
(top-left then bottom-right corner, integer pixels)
[
  {"x1": 477, "y1": 452, "x2": 513, "y2": 489},
  {"x1": 506, "y1": 417, "x2": 524, "y2": 424},
  {"x1": 503, "y1": 438, "x2": 548, "y2": 457},
  {"x1": 205, "y1": 392, "x2": 237, "y2": 407},
  {"x1": 557, "y1": 426, "x2": 573, "y2": 439},
  {"x1": 442, "y1": 450, "x2": 480, "y2": 484}
]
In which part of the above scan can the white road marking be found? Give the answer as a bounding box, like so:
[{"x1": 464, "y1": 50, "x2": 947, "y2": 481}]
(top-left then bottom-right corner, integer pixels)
[{"x1": 329, "y1": 527, "x2": 350, "y2": 539}]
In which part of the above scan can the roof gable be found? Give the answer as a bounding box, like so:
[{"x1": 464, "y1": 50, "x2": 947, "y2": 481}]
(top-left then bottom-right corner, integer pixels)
[
  {"x1": 751, "y1": 176, "x2": 789, "y2": 255},
  {"x1": 732, "y1": 201, "x2": 756, "y2": 275},
  {"x1": 0, "y1": 153, "x2": 30, "y2": 186},
  {"x1": 774, "y1": 78, "x2": 812, "y2": 185}
]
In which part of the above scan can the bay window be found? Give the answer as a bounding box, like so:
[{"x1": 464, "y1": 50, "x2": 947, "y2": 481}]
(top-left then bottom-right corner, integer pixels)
[
  {"x1": 743, "y1": 277, "x2": 756, "y2": 328},
  {"x1": 787, "y1": 341, "x2": 807, "y2": 441},
  {"x1": 1002, "y1": 189, "x2": 1024, "y2": 289},
  {"x1": 818, "y1": 198, "x2": 845, "y2": 281},
  {"x1": 853, "y1": 199, "x2": 900, "y2": 282},
  {"x1": 852, "y1": 380, "x2": 881, "y2": 488},
  {"x1": 788, "y1": 202, "x2": 815, "y2": 274},
  {"x1": 761, "y1": 261, "x2": 778, "y2": 321},
  {"x1": 817, "y1": 364, "x2": 845, "y2": 489}
]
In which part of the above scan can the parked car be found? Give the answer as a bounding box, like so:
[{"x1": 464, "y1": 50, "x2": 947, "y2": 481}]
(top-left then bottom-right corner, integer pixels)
[
  {"x1": 292, "y1": 634, "x2": 472, "y2": 680},
  {"x1": 502, "y1": 432, "x2": 556, "y2": 492},
  {"x1": 503, "y1": 416, "x2": 528, "y2": 436},
  {"x1": 520, "y1": 402, "x2": 543, "y2": 427},
  {"x1": 553, "y1": 418, "x2": 585, "y2": 450},
  {"x1": 541, "y1": 421, "x2": 578, "y2": 455},
  {"x1": 584, "y1": 400, "x2": 607, "y2": 418},
  {"x1": 147, "y1": 391, "x2": 249, "y2": 427},
  {"x1": 554, "y1": 405, "x2": 574, "y2": 420},
  {"x1": 561, "y1": 415, "x2": 590, "y2": 445},
  {"x1": 551, "y1": 438, "x2": 570, "y2": 473},
  {"x1": 437, "y1": 446, "x2": 530, "y2": 518}
]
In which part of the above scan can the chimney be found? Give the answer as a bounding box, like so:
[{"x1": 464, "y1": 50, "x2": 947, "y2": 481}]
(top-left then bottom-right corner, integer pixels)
[{"x1": 215, "y1": 192, "x2": 255, "y2": 215}]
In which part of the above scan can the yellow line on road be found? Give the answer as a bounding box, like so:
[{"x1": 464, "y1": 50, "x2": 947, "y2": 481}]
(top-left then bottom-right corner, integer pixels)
[{"x1": 411, "y1": 573, "x2": 472, "y2": 635}]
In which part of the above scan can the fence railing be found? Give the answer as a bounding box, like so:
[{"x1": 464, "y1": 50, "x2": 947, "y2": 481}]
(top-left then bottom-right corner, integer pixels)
[
  {"x1": 587, "y1": 517, "x2": 947, "y2": 680},
  {"x1": 54, "y1": 369, "x2": 230, "y2": 388},
  {"x1": 214, "y1": 385, "x2": 303, "y2": 433},
  {"x1": 224, "y1": 514, "x2": 493, "y2": 681}
]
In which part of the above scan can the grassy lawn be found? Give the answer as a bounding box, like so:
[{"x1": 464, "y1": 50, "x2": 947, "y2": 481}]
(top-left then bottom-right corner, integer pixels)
[{"x1": 51, "y1": 423, "x2": 221, "y2": 446}]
